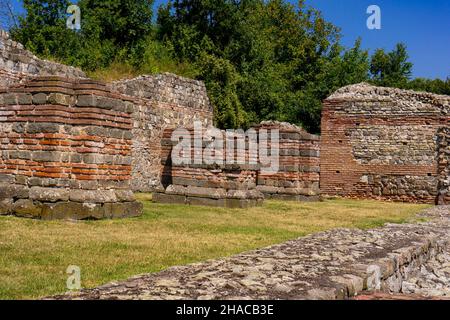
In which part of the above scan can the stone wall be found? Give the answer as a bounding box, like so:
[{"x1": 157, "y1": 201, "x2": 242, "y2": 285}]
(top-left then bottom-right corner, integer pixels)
[
  {"x1": 0, "y1": 76, "x2": 142, "y2": 219},
  {"x1": 0, "y1": 30, "x2": 86, "y2": 88},
  {"x1": 437, "y1": 128, "x2": 449, "y2": 205},
  {"x1": 153, "y1": 127, "x2": 263, "y2": 208},
  {"x1": 321, "y1": 83, "x2": 450, "y2": 204},
  {"x1": 155, "y1": 121, "x2": 322, "y2": 207},
  {"x1": 110, "y1": 74, "x2": 214, "y2": 192},
  {"x1": 255, "y1": 121, "x2": 320, "y2": 201}
]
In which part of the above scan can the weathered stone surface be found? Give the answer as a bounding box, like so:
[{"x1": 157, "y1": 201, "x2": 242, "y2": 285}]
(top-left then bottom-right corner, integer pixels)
[
  {"x1": 12, "y1": 199, "x2": 42, "y2": 218},
  {"x1": 0, "y1": 184, "x2": 28, "y2": 199},
  {"x1": 41, "y1": 202, "x2": 105, "y2": 220},
  {"x1": 48, "y1": 206, "x2": 450, "y2": 301},
  {"x1": 0, "y1": 30, "x2": 85, "y2": 88},
  {"x1": 69, "y1": 190, "x2": 117, "y2": 203},
  {"x1": 321, "y1": 83, "x2": 450, "y2": 204},
  {"x1": 0, "y1": 198, "x2": 13, "y2": 215},
  {"x1": 29, "y1": 187, "x2": 70, "y2": 202},
  {"x1": 114, "y1": 190, "x2": 136, "y2": 202},
  {"x1": 110, "y1": 73, "x2": 214, "y2": 192},
  {"x1": 105, "y1": 202, "x2": 144, "y2": 219},
  {"x1": 152, "y1": 193, "x2": 187, "y2": 205}
]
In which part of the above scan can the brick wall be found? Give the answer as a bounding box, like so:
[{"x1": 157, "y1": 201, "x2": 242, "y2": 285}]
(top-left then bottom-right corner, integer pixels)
[
  {"x1": 321, "y1": 83, "x2": 450, "y2": 204},
  {"x1": 0, "y1": 76, "x2": 142, "y2": 219},
  {"x1": 155, "y1": 121, "x2": 322, "y2": 207},
  {"x1": 110, "y1": 74, "x2": 214, "y2": 192},
  {"x1": 255, "y1": 121, "x2": 320, "y2": 201},
  {"x1": 154, "y1": 127, "x2": 263, "y2": 208}
]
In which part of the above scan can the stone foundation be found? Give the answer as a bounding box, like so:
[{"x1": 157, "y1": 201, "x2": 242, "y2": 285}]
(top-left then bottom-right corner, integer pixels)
[{"x1": 0, "y1": 76, "x2": 142, "y2": 219}]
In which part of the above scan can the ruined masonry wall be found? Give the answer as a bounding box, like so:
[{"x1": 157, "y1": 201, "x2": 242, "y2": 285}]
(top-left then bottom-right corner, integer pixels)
[
  {"x1": 0, "y1": 77, "x2": 142, "y2": 219},
  {"x1": 437, "y1": 128, "x2": 449, "y2": 205},
  {"x1": 111, "y1": 74, "x2": 214, "y2": 192},
  {"x1": 255, "y1": 121, "x2": 320, "y2": 201},
  {"x1": 321, "y1": 83, "x2": 450, "y2": 204},
  {"x1": 0, "y1": 30, "x2": 86, "y2": 88},
  {"x1": 155, "y1": 121, "x2": 321, "y2": 207},
  {"x1": 154, "y1": 127, "x2": 263, "y2": 208}
]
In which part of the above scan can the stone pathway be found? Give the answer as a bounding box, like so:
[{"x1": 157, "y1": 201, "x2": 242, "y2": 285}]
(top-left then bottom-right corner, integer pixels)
[
  {"x1": 400, "y1": 242, "x2": 450, "y2": 297},
  {"x1": 51, "y1": 206, "x2": 450, "y2": 300}
]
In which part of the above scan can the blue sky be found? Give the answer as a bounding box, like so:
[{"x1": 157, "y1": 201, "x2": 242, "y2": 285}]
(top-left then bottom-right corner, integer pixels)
[{"x1": 7, "y1": 0, "x2": 450, "y2": 79}]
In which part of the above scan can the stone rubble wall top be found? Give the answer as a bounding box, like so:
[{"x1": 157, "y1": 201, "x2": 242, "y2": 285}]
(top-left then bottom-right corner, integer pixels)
[
  {"x1": 0, "y1": 28, "x2": 86, "y2": 84},
  {"x1": 327, "y1": 82, "x2": 450, "y2": 105},
  {"x1": 110, "y1": 72, "x2": 213, "y2": 112}
]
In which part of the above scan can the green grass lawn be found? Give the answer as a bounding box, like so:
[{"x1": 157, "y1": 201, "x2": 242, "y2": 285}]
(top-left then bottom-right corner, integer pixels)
[{"x1": 0, "y1": 195, "x2": 430, "y2": 300}]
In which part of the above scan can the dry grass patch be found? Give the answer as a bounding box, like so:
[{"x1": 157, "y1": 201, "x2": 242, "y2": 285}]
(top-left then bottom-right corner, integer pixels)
[{"x1": 0, "y1": 196, "x2": 429, "y2": 299}]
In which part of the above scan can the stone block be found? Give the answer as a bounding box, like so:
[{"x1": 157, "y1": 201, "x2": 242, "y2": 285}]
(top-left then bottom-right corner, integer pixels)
[
  {"x1": 32, "y1": 93, "x2": 47, "y2": 104},
  {"x1": 29, "y1": 187, "x2": 70, "y2": 202},
  {"x1": 185, "y1": 186, "x2": 227, "y2": 199},
  {"x1": 76, "y1": 95, "x2": 96, "y2": 107},
  {"x1": 32, "y1": 151, "x2": 62, "y2": 162},
  {"x1": 12, "y1": 199, "x2": 42, "y2": 218},
  {"x1": 0, "y1": 184, "x2": 29, "y2": 199},
  {"x1": 69, "y1": 190, "x2": 117, "y2": 203},
  {"x1": 3, "y1": 93, "x2": 16, "y2": 105},
  {"x1": 17, "y1": 93, "x2": 32, "y2": 105},
  {"x1": 48, "y1": 93, "x2": 72, "y2": 106},
  {"x1": 153, "y1": 193, "x2": 187, "y2": 205},
  {"x1": 0, "y1": 199, "x2": 13, "y2": 215},
  {"x1": 27, "y1": 122, "x2": 60, "y2": 134},
  {"x1": 187, "y1": 196, "x2": 226, "y2": 208},
  {"x1": 115, "y1": 190, "x2": 136, "y2": 202},
  {"x1": 105, "y1": 202, "x2": 143, "y2": 219}
]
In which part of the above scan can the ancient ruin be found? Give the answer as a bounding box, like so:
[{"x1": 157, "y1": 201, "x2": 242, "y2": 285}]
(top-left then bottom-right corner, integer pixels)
[
  {"x1": 321, "y1": 83, "x2": 449, "y2": 205},
  {"x1": 0, "y1": 31, "x2": 142, "y2": 219},
  {"x1": 1, "y1": 29, "x2": 449, "y2": 218},
  {"x1": 0, "y1": 30, "x2": 85, "y2": 87},
  {"x1": 0, "y1": 76, "x2": 142, "y2": 219},
  {"x1": 151, "y1": 121, "x2": 321, "y2": 208},
  {"x1": 255, "y1": 121, "x2": 320, "y2": 201},
  {"x1": 110, "y1": 74, "x2": 214, "y2": 192},
  {"x1": 154, "y1": 126, "x2": 264, "y2": 208}
]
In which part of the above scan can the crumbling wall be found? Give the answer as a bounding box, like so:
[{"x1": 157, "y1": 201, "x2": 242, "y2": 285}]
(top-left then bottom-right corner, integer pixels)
[
  {"x1": 0, "y1": 76, "x2": 142, "y2": 219},
  {"x1": 153, "y1": 127, "x2": 263, "y2": 208},
  {"x1": 155, "y1": 121, "x2": 322, "y2": 207},
  {"x1": 255, "y1": 121, "x2": 320, "y2": 201},
  {"x1": 0, "y1": 30, "x2": 85, "y2": 87},
  {"x1": 321, "y1": 83, "x2": 450, "y2": 204},
  {"x1": 111, "y1": 74, "x2": 214, "y2": 192},
  {"x1": 437, "y1": 127, "x2": 449, "y2": 205}
]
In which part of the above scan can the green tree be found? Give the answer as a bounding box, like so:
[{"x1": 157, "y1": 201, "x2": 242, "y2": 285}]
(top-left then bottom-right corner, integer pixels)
[
  {"x1": 10, "y1": 0, "x2": 74, "y2": 58},
  {"x1": 158, "y1": 0, "x2": 353, "y2": 132},
  {"x1": 370, "y1": 43, "x2": 413, "y2": 87},
  {"x1": 406, "y1": 77, "x2": 450, "y2": 95},
  {"x1": 78, "y1": 0, "x2": 154, "y2": 47},
  {"x1": 11, "y1": 0, "x2": 154, "y2": 71}
]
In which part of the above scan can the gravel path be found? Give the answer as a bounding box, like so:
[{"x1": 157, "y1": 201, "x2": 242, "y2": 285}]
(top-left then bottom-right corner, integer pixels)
[{"x1": 50, "y1": 206, "x2": 450, "y2": 300}]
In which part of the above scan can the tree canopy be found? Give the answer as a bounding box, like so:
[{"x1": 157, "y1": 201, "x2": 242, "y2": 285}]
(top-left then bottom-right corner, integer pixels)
[{"x1": 9, "y1": 0, "x2": 450, "y2": 133}]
